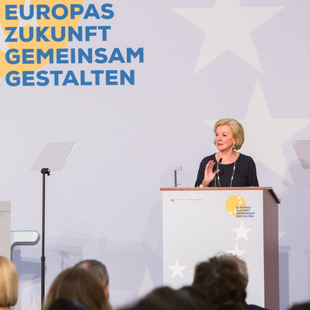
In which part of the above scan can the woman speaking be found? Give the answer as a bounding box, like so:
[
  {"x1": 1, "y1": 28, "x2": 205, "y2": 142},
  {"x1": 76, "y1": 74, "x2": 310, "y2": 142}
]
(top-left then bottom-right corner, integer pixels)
[{"x1": 195, "y1": 118, "x2": 259, "y2": 187}]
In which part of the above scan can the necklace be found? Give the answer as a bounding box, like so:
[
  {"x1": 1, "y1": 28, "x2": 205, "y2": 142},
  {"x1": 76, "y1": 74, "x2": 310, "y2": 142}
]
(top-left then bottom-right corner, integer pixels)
[{"x1": 216, "y1": 153, "x2": 237, "y2": 187}]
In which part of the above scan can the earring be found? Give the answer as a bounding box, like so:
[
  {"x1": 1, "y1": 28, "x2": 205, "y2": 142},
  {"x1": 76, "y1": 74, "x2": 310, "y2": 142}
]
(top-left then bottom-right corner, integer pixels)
[{"x1": 233, "y1": 143, "x2": 236, "y2": 150}]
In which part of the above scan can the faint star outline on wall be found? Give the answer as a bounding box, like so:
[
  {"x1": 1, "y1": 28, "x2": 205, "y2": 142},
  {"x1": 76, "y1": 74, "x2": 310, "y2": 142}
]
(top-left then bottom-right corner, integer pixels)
[
  {"x1": 0, "y1": 21, "x2": 9, "y2": 53},
  {"x1": 0, "y1": 0, "x2": 38, "y2": 54},
  {"x1": 17, "y1": 0, "x2": 39, "y2": 28},
  {"x1": 168, "y1": 259, "x2": 188, "y2": 279},
  {"x1": 173, "y1": 0, "x2": 283, "y2": 73},
  {"x1": 233, "y1": 222, "x2": 252, "y2": 241},
  {"x1": 227, "y1": 243, "x2": 247, "y2": 256},
  {"x1": 203, "y1": 80, "x2": 310, "y2": 184}
]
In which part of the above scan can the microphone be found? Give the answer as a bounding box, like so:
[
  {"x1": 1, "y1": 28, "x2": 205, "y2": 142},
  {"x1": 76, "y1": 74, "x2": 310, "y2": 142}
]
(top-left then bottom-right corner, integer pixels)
[
  {"x1": 217, "y1": 158, "x2": 222, "y2": 177},
  {"x1": 214, "y1": 158, "x2": 222, "y2": 187}
]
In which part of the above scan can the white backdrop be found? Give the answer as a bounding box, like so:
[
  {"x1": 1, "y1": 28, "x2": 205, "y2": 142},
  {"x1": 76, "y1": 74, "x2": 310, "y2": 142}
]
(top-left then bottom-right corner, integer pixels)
[{"x1": 1, "y1": 0, "x2": 310, "y2": 309}]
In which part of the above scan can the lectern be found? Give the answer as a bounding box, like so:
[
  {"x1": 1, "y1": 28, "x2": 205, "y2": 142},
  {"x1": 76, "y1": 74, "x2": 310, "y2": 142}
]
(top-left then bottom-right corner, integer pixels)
[{"x1": 161, "y1": 187, "x2": 280, "y2": 310}]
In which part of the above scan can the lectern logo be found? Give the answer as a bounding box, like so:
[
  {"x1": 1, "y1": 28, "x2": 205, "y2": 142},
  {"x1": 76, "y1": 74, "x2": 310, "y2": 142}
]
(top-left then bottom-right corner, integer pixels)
[
  {"x1": 225, "y1": 195, "x2": 247, "y2": 217},
  {"x1": 226, "y1": 195, "x2": 255, "y2": 218}
]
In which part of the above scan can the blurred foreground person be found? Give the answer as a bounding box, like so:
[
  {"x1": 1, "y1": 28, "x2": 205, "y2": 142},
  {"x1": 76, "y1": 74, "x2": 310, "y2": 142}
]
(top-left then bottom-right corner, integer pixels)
[
  {"x1": 118, "y1": 285, "x2": 209, "y2": 310},
  {"x1": 193, "y1": 254, "x2": 268, "y2": 310},
  {"x1": 290, "y1": 302, "x2": 310, "y2": 310},
  {"x1": 48, "y1": 298, "x2": 89, "y2": 310},
  {"x1": 193, "y1": 254, "x2": 245, "y2": 310},
  {"x1": 75, "y1": 259, "x2": 110, "y2": 299},
  {"x1": 0, "y1": 256, "x2": 18, "y2": 310},
  {"x1": 43, "y1": 267, "x2": 112, "y2": 310},
  {"x1": 232, "y1": 255, "x2": 269, "y2": 310}
]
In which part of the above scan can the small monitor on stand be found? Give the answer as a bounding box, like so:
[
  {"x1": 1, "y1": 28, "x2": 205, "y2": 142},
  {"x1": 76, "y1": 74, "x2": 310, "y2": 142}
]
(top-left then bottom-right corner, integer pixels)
[
  {"x1": 32, "y1": 142, "x2": 77, "y2": 172},
  {"x1": 31, "y1": 141, "x2": 77, "y2": 308}
]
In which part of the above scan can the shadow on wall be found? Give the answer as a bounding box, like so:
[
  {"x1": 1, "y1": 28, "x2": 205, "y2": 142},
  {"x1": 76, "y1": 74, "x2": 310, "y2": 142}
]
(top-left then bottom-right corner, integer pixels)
[
  {"x1": 12, "y1": 248, "x2": 41, "y2": 279},
  {"x1": 281, "y1": 160, "x2": 310, "y2": 249},
  {"x1": 279, "y1": 245, "x2": 290, "y2": 310}
]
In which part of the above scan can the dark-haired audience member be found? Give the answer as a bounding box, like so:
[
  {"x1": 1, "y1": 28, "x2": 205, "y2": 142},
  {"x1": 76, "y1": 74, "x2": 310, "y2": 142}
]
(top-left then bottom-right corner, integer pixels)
[
  {"x1": 232, "y1": 255, "x2": 269, "y2": 310},
  {"x1": 118, "y1": 285, "x2": 209, "y2": 310},
  {"x1": 193, "y1": 254, "x2": 245, "y2": 310},
  {"x1": 178, "y1": 285, "x2": 210, "y2": 310},
  {"x1": 0, "y1": 256, "x2": 18, "y2": 310},
  {"x1": 193, "y1": 254, "x2": 268, "y2": 310},
  {"x1": 75, "y1": 259, "x2": 110, "y2": 299},
  {"x1": 48, "y1": 298, "x2": 89, "y2": 310},
  {"x1": 43, "y1": 267, "x2": 112, "y2": 310},
  {"x1": 290, "y1": 302, "x2": 310, "y2": 310}
]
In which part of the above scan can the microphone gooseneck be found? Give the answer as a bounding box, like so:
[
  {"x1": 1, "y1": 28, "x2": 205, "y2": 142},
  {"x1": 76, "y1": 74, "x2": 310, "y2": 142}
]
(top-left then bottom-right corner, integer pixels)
[{"x1": 214, "y1": 158, "x2": 222, "y2": 187}]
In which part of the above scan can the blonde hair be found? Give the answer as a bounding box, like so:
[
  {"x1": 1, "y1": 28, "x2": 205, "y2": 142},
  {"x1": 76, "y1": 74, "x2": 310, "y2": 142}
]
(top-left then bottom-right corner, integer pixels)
[
  {"x1": 214, "y1": 118, "x2": 244, "y2": 150},
  {"x1": 0, "y1": 256, "x2": 18, "y2": 307}
]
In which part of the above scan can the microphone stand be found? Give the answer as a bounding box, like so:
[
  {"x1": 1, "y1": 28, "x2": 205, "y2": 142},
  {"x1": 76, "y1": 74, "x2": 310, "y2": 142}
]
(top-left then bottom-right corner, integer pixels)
[
  {"x1": 214, "y1": 158, "x2": 222, "y2": 187},
  {"x1": 41, "y1": 168, "x2": 50, "y2": 309}
]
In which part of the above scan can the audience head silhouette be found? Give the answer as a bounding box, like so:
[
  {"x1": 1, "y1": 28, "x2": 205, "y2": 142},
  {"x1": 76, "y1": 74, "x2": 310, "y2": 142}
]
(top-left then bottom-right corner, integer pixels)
[
  {"x1": 48, "y1": 298, "x2": 89, "y2": 310},
  {"x1": 0, "y1": 256, "x2": 18, "y2": 309},
  {"x1": 43, "y1": 267, "x2": 111, "y2": 310},
  {"x1": 192, "y1": 253, "x2": 246, "y2": 310},
  {"x1": 75, "y1": 259, "x2": 110, "y2": 299},
  {"x1": 290, "y1": 302, "x2": 310, "y2": 310},
  {"x1": 118, "y1": 285, "x2": 208, "y2": 310}
]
